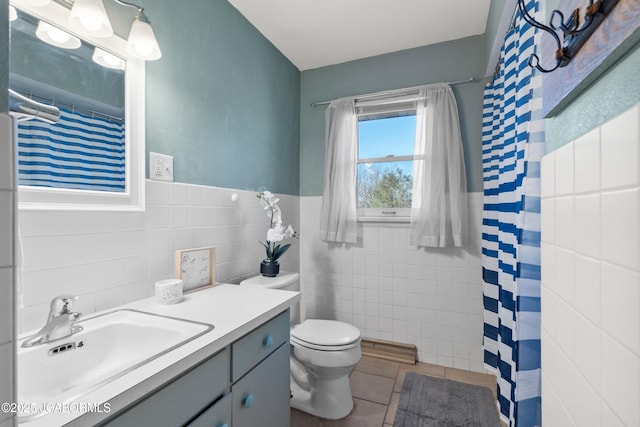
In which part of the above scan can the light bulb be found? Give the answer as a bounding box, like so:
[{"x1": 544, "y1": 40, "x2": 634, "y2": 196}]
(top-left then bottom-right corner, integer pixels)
[
  {"x1": 79, "y1": 14, "x2": 103, "y2": 32},
  {"x1": 133, "y1": 43, "x2": 153, "y2": 58},
  {"x1": 92, "y1": 47, "x2": 125, "y2": 70},
  {"x1": 36, "y1": 21, "x2": 81, "y2": 49},
  {"x1": 68, "y1": 0, "x2": 113, "y2": 38},
  {"x1": 126, "y1": 18, "x2": 161, "y2": 60},
  {"x1": 48, "y1": 27, "x2": 71, "y2": 44}
]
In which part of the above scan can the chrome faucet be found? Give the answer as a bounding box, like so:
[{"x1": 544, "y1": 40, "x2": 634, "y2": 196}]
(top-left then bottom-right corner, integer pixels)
[{"x1": 21, "y1": 295, "x2": 83, "y2": 348}]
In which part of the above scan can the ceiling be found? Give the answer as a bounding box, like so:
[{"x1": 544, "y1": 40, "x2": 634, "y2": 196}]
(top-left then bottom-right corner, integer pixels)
[{"x1": 227, "y1": 0, "x2": 492, "y2": 71}]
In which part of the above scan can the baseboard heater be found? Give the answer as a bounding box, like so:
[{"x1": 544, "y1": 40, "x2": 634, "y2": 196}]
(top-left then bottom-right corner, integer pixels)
[{"x1": 360, "y1": 338, "x2": 417, "y2": 364}]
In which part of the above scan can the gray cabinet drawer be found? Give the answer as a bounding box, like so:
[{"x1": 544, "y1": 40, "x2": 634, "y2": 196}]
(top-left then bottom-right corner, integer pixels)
[
  {"x1": 232, "y1": 310, "x2": 289, "y2": 382},
  {"x1": 102, "y1": 348, "x2": 230, "y2": 427},
  {"x1": 186, "y1": 393, "x2": 231, "y2": 427},
  {"x1": 232, "y1": 343, "x2": 290, "y2": 427}
]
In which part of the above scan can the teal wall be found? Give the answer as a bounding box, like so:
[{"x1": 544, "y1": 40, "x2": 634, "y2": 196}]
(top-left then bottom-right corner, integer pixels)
[
  {"x1": 141, "y1": 0, "x2": 300, "y2": 195},
  {"x1": 4, "y1": 0, "x2": 300, "y2": 194},
  {"x1": 542, "y1": 0, "x2": 640, "y2": 152},
  {"x1": 545, "y1": 42, "x2": 640, "y2": 151},
  {"x1": 484, "y1": 0, "x2": 510, "y2": 72},
  {"x1": 299, "y1": 36, "x2": 487, "y2": 196}
]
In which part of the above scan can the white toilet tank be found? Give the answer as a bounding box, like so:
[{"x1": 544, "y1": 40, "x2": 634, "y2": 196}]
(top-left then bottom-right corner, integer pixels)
[{"x1": 240, "y1": 272, "x2": 300, "y2": 325}]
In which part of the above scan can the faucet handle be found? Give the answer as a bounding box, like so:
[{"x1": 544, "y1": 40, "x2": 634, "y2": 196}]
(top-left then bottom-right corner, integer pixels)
[{"x1": 48, "y1": 295, "x2": 79, "y2": 320}]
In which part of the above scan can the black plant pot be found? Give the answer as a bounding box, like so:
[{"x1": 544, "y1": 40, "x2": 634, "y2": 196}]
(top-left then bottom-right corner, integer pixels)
[{"x1": 260, "y1": 260, "x2": 280, "y2": 277}]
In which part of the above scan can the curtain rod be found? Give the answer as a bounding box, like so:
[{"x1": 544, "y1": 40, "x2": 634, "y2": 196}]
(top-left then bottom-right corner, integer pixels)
[
  {"x1": 11, "y1": 89, "x2": 124, "y2": 123},
  {"x1": 309, "y1": 77, "x2": 480, "y2": 107}
]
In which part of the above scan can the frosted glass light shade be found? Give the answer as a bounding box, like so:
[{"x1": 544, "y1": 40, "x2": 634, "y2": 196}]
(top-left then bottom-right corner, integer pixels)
[
  {"x1": 92, "y1": 47, "x2": 125, "y2": 70},
  {"x1": 36, "y1": 20, "x2": 81, "y2": 49},
  {"x1": 69, "y1": 0, "x2": 113, "y2": 38},
  {"x1": 19, "y1": 0, "x2": 50, "y2": 6},
  {"x1": 126, "y1": 18, "x2": 161, "y2": 60}
]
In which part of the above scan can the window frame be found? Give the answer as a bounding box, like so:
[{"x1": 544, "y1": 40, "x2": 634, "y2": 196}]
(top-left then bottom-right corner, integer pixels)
[{"x1": 356, "y1": 103, "x2": 417, "y2": 222}]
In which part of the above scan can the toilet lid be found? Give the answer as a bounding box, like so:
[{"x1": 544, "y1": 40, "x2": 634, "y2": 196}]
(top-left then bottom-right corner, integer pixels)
[{"x1": 291, "y1": 319, "x2": 361, "y2": 347}]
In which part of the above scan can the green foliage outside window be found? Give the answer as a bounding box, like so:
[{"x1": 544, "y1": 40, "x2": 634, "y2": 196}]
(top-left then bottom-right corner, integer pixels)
[{"x1": 357, "y1": 167, "x2": 412, "y2": 208}]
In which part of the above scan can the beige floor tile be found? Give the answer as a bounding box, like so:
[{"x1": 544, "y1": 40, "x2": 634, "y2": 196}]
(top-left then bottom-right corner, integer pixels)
[
  {"x1": 291, "y1": 408, "x2": 326, "y2": 427},
  {"x1": 292, "y1": 359, "x2": 499, "y2": 427},
  {"x1": 325, "y1": 398, "x2": 387, "y2": 427},
  {"x1": 384, "y1": 392, "x2": 400, "y2": 425},
  {"x1": 394, "y1": 361, "x2": 445, "y2": 393},
  {"x1": 350, "y1": 371, "x2": 395, "y2": 405},
  {"x1": 354, "y1": 355, "x2": 400, "y2": 378}
]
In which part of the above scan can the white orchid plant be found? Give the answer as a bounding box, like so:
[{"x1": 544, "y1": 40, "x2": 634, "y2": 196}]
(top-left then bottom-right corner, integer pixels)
[{"x1": 257, "y1": 191, "x2": 298, "y2": 263}]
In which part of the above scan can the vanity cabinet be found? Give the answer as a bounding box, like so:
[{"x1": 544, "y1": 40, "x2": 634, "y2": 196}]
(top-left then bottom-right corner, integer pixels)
[
  {"x1": 231, "y1": 310, "x2": 290, "y2": 427},
  {"x1": 99, "y1": 310, "x2": 290, "y2": 427},
  {"x1": 101, "y1": 348, "x2": 230, "y2": 427}
]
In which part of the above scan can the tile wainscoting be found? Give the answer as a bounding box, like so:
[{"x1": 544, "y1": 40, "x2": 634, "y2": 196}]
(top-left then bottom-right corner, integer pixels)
[
  {"x1": 299, "y1": 193, "x2": 485, "y2": 372},
  {"x1": 0, "y1": 114, "x2": 16, "y2": 426},
  {"x1": 17, "y1": 184, "x2": 486, "y2": 374},
  {"x1": 541, "y1": 103, "x2": 640, "y2": 426},
  {"x1": 17, "y1": 181, "x2": 299, "y2": 333}
]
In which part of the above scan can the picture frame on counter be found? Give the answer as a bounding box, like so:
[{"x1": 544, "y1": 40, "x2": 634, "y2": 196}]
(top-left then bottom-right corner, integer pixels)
[{"x1": 175, "y1": 246, "x2": 216, "y2": 292}]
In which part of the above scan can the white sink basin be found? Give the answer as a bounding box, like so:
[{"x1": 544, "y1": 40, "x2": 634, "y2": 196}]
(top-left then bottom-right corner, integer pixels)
[{"x1": 17, "y1": 309, "x2": 213, "y2": 421}]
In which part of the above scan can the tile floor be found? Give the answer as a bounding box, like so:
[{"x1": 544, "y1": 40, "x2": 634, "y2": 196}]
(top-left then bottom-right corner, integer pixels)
[{"x1": 291, "y1": 355, "x2": 501, "y2": 427}]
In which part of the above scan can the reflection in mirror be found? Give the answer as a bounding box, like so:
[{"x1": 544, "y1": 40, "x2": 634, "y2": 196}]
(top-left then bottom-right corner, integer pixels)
[{"x1": 10, "y1": 6, "x2": 127, "y2": 192}]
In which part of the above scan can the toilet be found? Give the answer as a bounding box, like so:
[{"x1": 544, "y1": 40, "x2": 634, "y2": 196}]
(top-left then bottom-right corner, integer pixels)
[{"x1": 240, "y1": 272, "x2": 361, "y2": 420}]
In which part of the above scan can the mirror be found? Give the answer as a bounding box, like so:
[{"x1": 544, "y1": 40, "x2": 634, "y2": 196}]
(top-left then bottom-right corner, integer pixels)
[{"x1": 10, "y1": 0, "x2": 145, "y2": 210}]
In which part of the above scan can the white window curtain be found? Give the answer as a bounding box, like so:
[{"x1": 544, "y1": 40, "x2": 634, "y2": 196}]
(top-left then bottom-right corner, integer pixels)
[
  {"x1": 319, "y1": 98, "x2": 358, "y2": 243},
  {"x1": 410, "y1": 83, "x2": 468, "y2": 247}
]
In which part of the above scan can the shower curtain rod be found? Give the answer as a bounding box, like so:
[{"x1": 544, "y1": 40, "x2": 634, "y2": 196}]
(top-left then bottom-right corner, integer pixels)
[{"x1": 309, "y1": 77, "x2": 480, "y2": 107}]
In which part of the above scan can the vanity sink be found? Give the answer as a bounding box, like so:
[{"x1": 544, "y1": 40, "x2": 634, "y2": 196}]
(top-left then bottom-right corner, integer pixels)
[{"x1": 17, "y1": 309, "x2": 214, "y2": 421}]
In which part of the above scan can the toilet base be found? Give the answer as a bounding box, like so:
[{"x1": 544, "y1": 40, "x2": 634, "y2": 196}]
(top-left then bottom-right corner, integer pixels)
[{"x1": 290, "y1": 373, "x2": 354, "y2": 420}]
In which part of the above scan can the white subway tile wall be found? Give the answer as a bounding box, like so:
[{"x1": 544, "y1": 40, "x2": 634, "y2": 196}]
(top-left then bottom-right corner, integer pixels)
[
  {"x1": 18, "y1": 183, "x2": 299, "y2": 333},
  {"x1": 0, "y1": 113, "x2": 15, "y2": 426},
  {"x1": 541, "y1": 103, "x2": 640, "y2": 427},
  {"x1": 299, "y1": 193, "x2": 485, "y2": 372}
]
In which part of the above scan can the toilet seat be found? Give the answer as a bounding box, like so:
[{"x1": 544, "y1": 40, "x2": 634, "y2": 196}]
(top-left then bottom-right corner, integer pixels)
[{"x1": 291, "y1": 319, "x2": 361, "y2": 351}]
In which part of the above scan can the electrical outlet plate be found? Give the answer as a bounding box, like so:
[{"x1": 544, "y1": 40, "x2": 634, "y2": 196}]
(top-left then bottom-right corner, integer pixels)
[{"x1": 149, "y1": 152, "x2": 174, "y2": 182}]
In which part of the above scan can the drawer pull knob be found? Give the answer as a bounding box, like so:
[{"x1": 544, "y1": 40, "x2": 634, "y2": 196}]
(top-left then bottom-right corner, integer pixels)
[
  {"x1": 242, "y1": 394, "x2": 254, "y2": 409},
  {"x1": 263, "y1": 335, "x2": 273, "y2": 348}
]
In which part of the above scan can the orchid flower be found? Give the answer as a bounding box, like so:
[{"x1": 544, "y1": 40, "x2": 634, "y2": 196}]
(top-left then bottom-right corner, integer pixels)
[{"x1": 257, "y1": 191, "x2": 298, "y2": 262}]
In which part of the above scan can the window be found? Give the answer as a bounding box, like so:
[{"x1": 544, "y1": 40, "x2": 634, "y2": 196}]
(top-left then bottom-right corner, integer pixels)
[{"x1": 356, "y1": 106, "x2": 416, "y2": 220}]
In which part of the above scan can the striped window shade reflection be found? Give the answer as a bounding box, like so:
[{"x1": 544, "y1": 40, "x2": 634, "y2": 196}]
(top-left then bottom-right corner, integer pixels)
[{"x1": 17, "y1": 108, "x2": 125, "y2": 192}]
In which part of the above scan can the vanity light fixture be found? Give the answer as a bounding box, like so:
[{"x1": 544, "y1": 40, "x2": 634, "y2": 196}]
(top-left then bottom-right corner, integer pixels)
[
  {"x1": 68, "y1": 0, "x2": 113, "y2": 38},
  {"x1": 92, "y1": 47, "x2": 125, "y2": 70},
  {"x1": 124, "y1": 8, "x2": 162, "y2": 60},
  {"x1": 517, "y1": 0, "x2": 620, "y2": 73},
  {"x1": 114, "y1": 0, "x2": 162, "y2": 60},
  {"x1": 36, "y1": 20, "x2": 81, "y2": 49},
  {"x1": 9, "y1": 6, "x2": 18, "y2": 21},
  {"x1": 67, "y1": 0, "x2": 161, "y2": 60}
]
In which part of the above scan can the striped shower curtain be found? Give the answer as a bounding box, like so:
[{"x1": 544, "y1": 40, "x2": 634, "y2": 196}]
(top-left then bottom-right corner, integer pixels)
[
  {"x1": 481, "y1": 1, "x2": 544, "y2": 425},
  {"x1": 17, "y1": 108, "x2": 125, "y2": 192}
]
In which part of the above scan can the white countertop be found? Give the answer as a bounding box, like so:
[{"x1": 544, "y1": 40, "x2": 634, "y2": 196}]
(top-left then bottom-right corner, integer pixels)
[{"x1": 19, "y1": 283, "x2": 300, "y2": 427}]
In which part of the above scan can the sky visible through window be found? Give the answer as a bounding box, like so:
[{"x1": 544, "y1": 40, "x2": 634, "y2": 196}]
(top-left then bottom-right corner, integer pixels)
[
  {"x1": 357, "y1": 114, "x2": 416, "y2": 209},
  {"x1": 358, "y1": 115, "x2": 416, "y2": 159}
]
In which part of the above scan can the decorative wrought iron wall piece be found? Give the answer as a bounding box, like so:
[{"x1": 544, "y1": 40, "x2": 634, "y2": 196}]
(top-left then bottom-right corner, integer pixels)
[{"x1": 517, "y1": 0, "x2": 621, "y2": 73}]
